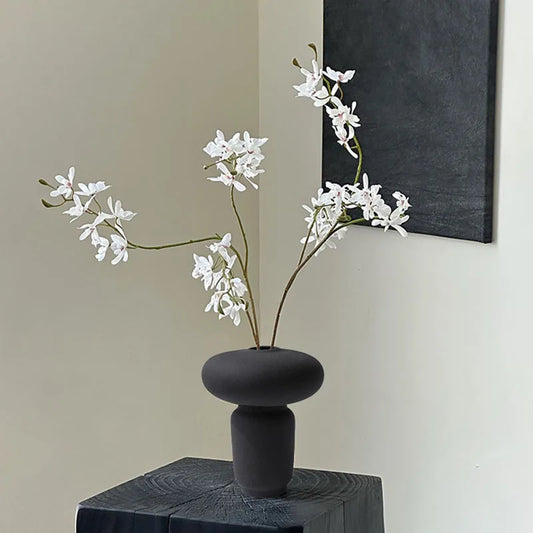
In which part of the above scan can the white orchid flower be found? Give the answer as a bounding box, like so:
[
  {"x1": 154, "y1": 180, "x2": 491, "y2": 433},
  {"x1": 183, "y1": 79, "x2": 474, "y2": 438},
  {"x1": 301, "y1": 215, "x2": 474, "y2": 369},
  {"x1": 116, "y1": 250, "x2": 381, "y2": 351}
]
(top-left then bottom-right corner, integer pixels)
[
  {"x1": 300, "y1": 59, "x2": 322, "y2": 88},
  {"x1": 203, "y1": 272, "x2": 247, "y2": 325},
  {"x1": 94, "y1": 236, "x2": 110, "y2": 262},
  {"x1": 301, "y1": 202, "x2": 348, "y2": 256},
  {"x1": 205, "y1": 288, "x2": 232, "y2": 316},
  {"x1": 63, "y1": 194, "x2": 92, "y2": 221},
  {"x1": 192, "y1": 254, "x2": 223, "y2": 291},
  {"x1": 208, "y1": 163, "x2": 246, "y2": 192},
  {"x1": 293, "y1": 81, "x2": 317, "y2": 98},
  {"x1": 323, "y1": 182, "x2": 355, "y2": 217},
  {"x1": 301, "y1": 203, "x2": 334, "y2": 242},
  {"x1": 216, "y1": 293, "x2": 245, "y2": 326},
  {"x1": 301, "y1": 59, "x2": 321, "y2": 83},
  {"x1": 326, "y1": 98, "x2": 360, "y2": 129},
  {"x1": 229, "y1": 277, "x2": 247, "y2": 298},
  {"x1": 205, "y1": 291, "x2": 223, "y2": 314},
  {"x1": 76, "y1": 181, "x2": 110, "y2": 197},
  {"x1": 333, "y1": 124, "x2": 359, "y2": 159},
  {"x1": 242, "y1": 131, "x2": 268, "y2": 159},
  {"x1": 324, "y1": 66, "x2": 355, "y2": 83},
  {"x1": 209, "y1": 233, "x2": 232, "y2": 263},
  {"x1": 356, "y1": 173, "x2": 385, "y2": 220},
  {"x1": 192, "y1": 253, "x2": 213, "y2": 280},
  {"x1": 372, "y1": 205, "x2": 409, "y2": 237},
  {"x1": 293, "y1": 59, "x2": 322, "y2": 98},
  {"x1": 235, "y1": 159, "x2": 262, "y2": 189},
  {"x1": 203, "y1": 130, "x2": 244, "y2": 160},
  {"x1": 393, "y1": 192, "x2": 412, "y2": 213},
  {"x1": 312, "y1": 83, "x2": 338, "y2": 107},
  {"x1": 224, "y1": 299, "x2": 246, "y2": 326},
  {"x1": 107, "y1": 197, "x2": 136, "y2": 222},
  {"x1": 78, "y1": 213, "x2": 107, "y2": 242},
  {"x1": 110, "y1": 234, "x2": 128, "y2": 265},
  {"x1": 50, "y1": 166, "x2": 75, "y2": 198}
]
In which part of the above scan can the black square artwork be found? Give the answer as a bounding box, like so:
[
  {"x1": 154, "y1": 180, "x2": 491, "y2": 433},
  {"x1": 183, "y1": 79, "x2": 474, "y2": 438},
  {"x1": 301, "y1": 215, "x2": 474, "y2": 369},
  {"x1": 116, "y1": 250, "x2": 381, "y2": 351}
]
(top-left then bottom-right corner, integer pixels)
[{"x1": 323, "y1": 0, "x2": 499, "y2": 242}]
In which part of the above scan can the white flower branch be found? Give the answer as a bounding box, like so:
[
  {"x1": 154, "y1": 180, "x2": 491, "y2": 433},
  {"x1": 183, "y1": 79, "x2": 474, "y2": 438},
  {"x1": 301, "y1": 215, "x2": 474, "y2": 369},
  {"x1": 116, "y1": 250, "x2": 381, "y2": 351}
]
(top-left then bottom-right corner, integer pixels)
[
  {"x1": 40, "y1": 43, "x2": 411, "y2": 350},
  {"x1": 268, "y1": 44, "x2": 412, "y2": 347}
]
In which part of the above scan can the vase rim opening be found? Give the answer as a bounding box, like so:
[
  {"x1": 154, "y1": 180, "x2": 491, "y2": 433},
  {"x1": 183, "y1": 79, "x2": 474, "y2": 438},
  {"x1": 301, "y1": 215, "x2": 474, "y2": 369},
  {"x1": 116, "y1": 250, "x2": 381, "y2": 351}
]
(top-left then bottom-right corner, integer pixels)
[{"x1": 248, "y1": 345, "x2": 280, "y2": 351}]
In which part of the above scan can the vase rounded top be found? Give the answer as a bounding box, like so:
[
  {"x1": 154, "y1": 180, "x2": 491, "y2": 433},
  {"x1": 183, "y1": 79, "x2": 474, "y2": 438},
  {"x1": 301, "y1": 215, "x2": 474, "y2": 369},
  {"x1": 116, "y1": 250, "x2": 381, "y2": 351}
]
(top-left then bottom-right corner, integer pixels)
[{"x1": 201, "y1": 347, "x2": 324, "y2": 407}]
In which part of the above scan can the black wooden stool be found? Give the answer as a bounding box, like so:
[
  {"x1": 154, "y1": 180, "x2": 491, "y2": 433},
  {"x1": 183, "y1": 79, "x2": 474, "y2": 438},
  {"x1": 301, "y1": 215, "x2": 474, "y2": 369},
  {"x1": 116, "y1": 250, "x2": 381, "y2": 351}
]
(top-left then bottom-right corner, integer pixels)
[{"x1": 76, "y1": 457, "x2": 385, "y2": 532}]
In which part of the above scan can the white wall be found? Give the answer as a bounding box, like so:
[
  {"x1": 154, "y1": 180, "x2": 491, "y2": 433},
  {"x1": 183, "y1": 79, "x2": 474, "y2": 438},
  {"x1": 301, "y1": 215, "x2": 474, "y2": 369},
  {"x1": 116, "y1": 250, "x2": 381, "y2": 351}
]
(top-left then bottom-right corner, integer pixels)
[
  {"x1": 259, "y1": 1, "x2": 532, "y2": 532},
  {"x1": 0, "y1": 2, "x2": 258, "y2": 533}
]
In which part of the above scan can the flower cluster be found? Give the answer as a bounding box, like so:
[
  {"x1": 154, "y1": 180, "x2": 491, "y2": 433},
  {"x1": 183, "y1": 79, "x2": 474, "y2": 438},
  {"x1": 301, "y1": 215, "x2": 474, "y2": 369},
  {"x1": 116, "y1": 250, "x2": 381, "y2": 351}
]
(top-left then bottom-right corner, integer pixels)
[
  {"x1": 204, "y1": 130, "x2": 268, "y2": 191},
  {"x1": 294, "y1": 60, "x2": 360, "y2": 160},
  {"x1": 192, "y1": 233, "x2": 248, "y2": 326},
  {"x1": 46, "y1": 166, "x2": 136, "y2": 264},
  {"x1": 302, "y1": 176, "x2": 411, "y2": 255},
  {"x1": 294, "y1": 49, "x2": 411, "y2": 255},
  {"x1": 41, "y1": 45, "x2": 411, "y2": 346}
]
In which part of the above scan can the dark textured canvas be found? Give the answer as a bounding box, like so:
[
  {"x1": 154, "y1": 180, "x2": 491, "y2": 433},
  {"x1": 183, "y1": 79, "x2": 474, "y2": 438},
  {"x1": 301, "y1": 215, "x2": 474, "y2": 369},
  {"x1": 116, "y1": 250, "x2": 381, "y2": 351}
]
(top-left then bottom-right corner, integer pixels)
[{"x1": 323, "y1": 0, "x2": 499, "y2": 242}]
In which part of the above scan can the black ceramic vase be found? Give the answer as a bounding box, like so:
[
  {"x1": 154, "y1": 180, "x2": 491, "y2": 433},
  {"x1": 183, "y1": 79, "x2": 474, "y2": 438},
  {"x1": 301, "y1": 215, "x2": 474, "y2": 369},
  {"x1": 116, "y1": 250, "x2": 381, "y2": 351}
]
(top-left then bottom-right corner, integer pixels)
[{"x1": 202, "y1": 347, "x2": 324, "y2": 498}]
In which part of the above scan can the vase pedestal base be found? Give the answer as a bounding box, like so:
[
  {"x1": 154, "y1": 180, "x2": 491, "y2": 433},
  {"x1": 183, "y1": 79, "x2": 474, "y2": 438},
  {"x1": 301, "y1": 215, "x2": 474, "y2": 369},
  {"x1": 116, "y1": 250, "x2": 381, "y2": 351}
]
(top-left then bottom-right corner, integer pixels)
[{"x1": 231, "y1": 405, "x2": 294, "y2": 497}]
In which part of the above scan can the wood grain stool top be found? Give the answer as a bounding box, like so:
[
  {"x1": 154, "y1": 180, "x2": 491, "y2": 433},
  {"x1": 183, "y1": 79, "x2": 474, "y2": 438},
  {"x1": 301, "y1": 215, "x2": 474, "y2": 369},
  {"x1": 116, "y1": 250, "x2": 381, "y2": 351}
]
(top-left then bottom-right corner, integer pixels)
[{"x1": 76, "y1": 457, "x2": 385, "y2": 533}]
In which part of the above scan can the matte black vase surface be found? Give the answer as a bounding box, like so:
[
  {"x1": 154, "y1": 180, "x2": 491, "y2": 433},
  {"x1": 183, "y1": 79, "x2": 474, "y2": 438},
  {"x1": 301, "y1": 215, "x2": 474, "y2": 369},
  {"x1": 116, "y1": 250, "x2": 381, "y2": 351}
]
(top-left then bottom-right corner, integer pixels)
[{"x1": 202, "y1": 347, "x2": 324, "y2": 498}]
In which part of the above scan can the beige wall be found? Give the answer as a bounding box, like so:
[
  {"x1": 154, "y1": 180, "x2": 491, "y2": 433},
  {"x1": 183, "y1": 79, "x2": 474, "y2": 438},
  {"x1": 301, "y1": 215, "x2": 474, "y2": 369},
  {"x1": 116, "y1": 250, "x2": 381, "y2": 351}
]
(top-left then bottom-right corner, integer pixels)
[
  {"x1": 259, "y1": 1, "x2": 532, "y2": 532},
  {"x1": 0, "y1": 2, "x2": 258, "y2": 532}
]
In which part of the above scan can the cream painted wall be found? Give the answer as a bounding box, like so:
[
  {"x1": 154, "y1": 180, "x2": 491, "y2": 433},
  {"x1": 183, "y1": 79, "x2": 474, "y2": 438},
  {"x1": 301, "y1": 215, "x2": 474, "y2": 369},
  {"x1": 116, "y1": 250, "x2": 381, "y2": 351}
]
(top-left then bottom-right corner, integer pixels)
[
  {"x1": 0, "y1": 2, "x2": 258, "y2": 533},
  {"x1": 259, "y1": 1, "x2": 532, "y2": 532}
]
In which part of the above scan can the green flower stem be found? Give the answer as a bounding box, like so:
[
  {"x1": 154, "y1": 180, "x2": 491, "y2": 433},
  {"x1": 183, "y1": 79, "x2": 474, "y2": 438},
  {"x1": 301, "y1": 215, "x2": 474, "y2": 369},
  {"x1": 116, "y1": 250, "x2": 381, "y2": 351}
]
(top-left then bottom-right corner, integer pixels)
[
  {"x1": 270, "y1": 217, "x2": 365, "y2": 348},
  {"x1": 338, "y1": 217, "x2": 366, "y2": 229},
  {"x1": 323, "y1": 76, "x2": 333, "y2": 94},
  {"x1": 230, "y1": 244, "x2": 260, "y2": 349},
  {"x1": 127, "y1": 237, "x2": 219, "y2": 250},
  {"x1": 93, "y1": 197, "x2": 103, "y2": 212},
  {"x1": 230, "y1": 186, "x2": 249, "y2": 272},
  {"x1": 42, "y1": 198, "x2": 68, "y2": 208},
  {"x1": 245, "y1": 310, "x2": 259, "y2": 349},
  {"x1": 203, "y1": 156, "x2": 233, "y2": 171},
  {"x1": 353, "y1": 134, "x2": 363, "y2": 184},
  {"x1": 319, "y1": 72, "x2": 363, "y2": 185},
  {"x1": 297, "y1": 209, "x2": 320, "y2": 265},
  {"x1": 229, "y1": 184, "x2": 260, "y2": 347},
  {"x1": 82, "y1": 205, "x2": 220, "y2": 251}
]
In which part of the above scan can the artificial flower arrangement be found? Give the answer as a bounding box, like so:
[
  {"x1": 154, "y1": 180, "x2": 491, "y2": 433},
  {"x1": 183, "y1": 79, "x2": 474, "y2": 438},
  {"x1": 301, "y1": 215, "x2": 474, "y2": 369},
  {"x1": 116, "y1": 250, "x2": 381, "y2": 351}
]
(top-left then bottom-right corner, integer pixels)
[{"x1": 39, "y1": 44, "x2": 411, "y2": 349}]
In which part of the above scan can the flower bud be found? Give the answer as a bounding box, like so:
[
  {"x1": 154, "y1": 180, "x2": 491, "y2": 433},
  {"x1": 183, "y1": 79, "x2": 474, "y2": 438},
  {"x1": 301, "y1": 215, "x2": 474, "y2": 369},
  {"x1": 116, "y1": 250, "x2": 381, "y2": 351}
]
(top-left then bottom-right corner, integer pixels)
[
  {"x1": 292, "y1": 57, "x2": 301, "y2": 68},
  {"x1": 38, "y1": 178, "x2": 51, "y2": 186},
  {"x1": 307, "y1": 43, "x2": 318, "y2": 60},
  {"x1": 41, "y1": 199, "x2": 55, "y2": 208}
]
